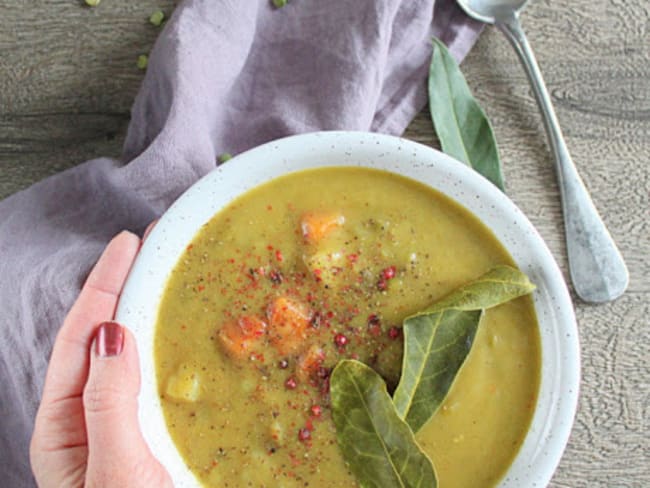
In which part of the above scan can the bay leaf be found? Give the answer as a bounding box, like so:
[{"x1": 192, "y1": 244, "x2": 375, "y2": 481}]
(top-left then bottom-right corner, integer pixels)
[
  {"x1": 330, "y1": 360, "x2": 437, "y2": 488},
  {"x1": 393, "y1": 265, "x2": 535, "y2": 432},
  {"x1": 429, "y1": 37, "x2": 505, "y2": 190}
]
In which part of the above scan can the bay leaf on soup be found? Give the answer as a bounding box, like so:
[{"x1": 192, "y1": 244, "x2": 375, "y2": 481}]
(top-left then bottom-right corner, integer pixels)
[
  {"x1": 393, "y1": 265, "x2": 535, "y2": 432},
  {"x1": 330, "y1": 360, "x2": 437, "y2": 488}
]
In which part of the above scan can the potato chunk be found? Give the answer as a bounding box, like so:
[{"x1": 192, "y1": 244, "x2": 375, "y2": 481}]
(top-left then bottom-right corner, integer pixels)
[{"x1": 166, "y1": 364, "x2": 201, "y2": 402}]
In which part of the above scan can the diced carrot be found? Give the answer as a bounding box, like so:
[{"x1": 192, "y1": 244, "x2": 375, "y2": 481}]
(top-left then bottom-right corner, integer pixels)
[
  {"x1": 296, "y1": 345, "x2": 325, "y2": 383},
  {"x1": 218, "y1": 323, "x2": 248, "y2": 359},
  {"x1": 266, "y1": 296, "x2": 312, "y2": 355},
  {"x1": 238, "y1": 315, "x2": 267, "y2": 337},
  {"x1": 300, "y1": 211, "x2": 345, "y2": 242},
  {"x1": 218, "y1": 315, "x2": 267, "y2": 359}
]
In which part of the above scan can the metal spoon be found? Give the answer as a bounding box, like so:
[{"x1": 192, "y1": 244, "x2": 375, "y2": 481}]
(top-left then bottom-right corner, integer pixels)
[{"x1": 456, "y1": 0, "x2": 628, "y2": 303}]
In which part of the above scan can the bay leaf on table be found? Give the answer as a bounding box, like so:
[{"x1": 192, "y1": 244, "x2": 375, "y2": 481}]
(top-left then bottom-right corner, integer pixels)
[
  {"x1": 330, "y1": 360, "x2": 437, "y2": 488},
  {"x1": 429, "y1": 36, "x2": 505, "y2": 191},
  {"x1": 393, "y1": 265, "x2": 535, "y2": 432}
]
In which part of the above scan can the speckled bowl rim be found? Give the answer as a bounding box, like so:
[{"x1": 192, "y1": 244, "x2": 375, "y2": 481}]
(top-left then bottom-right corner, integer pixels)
[{"x1": 116, "y1": 130, "x2": 580, "y2": 488}]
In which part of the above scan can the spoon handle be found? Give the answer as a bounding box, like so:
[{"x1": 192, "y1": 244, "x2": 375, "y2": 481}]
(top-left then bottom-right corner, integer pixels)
[{"x1": 496, "y1": 13, "x2": 628, "y2": 303}]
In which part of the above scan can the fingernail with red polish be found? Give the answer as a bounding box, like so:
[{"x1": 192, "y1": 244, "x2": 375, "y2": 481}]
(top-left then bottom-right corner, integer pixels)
[{"x1": 96, "y1": 321, "x2": 124, "y2": 357}]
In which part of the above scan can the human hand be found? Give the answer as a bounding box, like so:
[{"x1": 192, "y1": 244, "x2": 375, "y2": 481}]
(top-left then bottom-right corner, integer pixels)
[{"x1": 30, "y1": 230, "x2": 172, "y2": 488}]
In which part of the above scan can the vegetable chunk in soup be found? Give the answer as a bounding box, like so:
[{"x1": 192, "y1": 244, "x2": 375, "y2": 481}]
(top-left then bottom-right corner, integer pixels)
[{"x1": 155, "y1": 167, "x2": 540, "y2": 487}]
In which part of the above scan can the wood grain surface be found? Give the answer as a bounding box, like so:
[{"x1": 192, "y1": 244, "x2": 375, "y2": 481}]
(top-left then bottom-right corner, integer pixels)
[{"x1": 1, "y1": 0, "x2": 648, "y2": 486}]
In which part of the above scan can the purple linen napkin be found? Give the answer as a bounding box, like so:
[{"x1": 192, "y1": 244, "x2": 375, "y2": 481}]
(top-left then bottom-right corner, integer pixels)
[{"x1": 0, "y1": 0, "x2": 479, "y2": 484}]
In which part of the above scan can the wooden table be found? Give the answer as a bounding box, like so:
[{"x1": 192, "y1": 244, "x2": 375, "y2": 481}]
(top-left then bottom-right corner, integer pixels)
[{"x1": 1, "y1": 1, "x2": 648, "y2": 486}]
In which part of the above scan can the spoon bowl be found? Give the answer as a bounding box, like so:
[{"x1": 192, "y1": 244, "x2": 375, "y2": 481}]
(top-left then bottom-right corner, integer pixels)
[
  {"x1": 457, "y1": 0, "x2": 529, "y2": 23},
  {"x1": 456, "y1": 0, "x2": 628, "y2": 303}
]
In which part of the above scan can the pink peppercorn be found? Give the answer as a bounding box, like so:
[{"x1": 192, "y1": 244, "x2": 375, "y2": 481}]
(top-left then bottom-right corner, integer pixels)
[
  {"x1": 285, "y1": 377, "x2": 297, "y2": 389},
  {"x1": 310, "y1": 405, "x2": 322, "y2": 418},
  {"x1": 320, "y1": 375, "x2": 330, "y2": 395},
  {"x1": 334, "y1": 333, "x2": 348, "y2": 347},
  {"x1": 367, "y1": 314, "x2": 382, "y2": 336},
  {"x1": 388, "y1": 326, "x2": 402, "y2": 340},
  {"x1": 269, "y1": 270, "x2": 283, "y2": 284},
  {"x1": 382, "y1": 266, "x2": 396, "y2": 280},
  {"x1": 316, "y1": 366, "x2": 330, "y2": 379},
  {"x1": 298, "y1": 427, "x2": 311, "y2": 442}
]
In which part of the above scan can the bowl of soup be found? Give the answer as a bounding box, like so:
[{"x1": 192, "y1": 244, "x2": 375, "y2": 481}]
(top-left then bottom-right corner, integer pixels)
[{"x1": 116, "y1": 131, "x2": 579, "y2": 488}]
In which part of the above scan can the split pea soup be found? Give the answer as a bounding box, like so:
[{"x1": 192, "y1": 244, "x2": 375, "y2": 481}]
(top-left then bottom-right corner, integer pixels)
[{"x1": 155, "y1": 167, "x2": 540, "y2": 488}]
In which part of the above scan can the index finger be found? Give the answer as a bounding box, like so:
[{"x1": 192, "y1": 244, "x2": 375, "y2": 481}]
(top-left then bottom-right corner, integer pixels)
[{"x1": 40, "y1": 231, "x2": 141, "y2": 404}]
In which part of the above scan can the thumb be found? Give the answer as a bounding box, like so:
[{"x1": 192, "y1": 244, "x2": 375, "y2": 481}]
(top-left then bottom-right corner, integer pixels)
[{"x1": 83, "y1": 322, "x2": 170, "y2": 487}]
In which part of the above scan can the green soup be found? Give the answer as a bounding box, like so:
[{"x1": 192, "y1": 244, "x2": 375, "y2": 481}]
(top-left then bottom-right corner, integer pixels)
[{"x1": 155, "y1": 167, "x2": 540, "y2": 487}]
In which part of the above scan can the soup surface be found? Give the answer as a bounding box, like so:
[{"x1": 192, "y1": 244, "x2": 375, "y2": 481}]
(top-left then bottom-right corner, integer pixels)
[{"x1": 155, "y1": 167, "x2": 540, "y2": 487}]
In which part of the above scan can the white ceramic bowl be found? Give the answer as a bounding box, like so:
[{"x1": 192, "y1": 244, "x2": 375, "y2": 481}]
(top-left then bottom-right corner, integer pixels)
[{"x1": 116, "y1": 131, "x2": 580, "y2": 488}]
